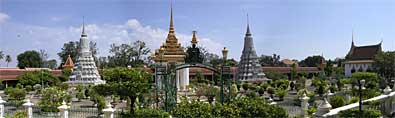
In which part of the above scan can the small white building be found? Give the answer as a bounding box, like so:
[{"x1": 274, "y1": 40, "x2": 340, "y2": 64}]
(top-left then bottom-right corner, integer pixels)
[{"x1": 344, "y1": 39, "x2": 382, "y2": 77}]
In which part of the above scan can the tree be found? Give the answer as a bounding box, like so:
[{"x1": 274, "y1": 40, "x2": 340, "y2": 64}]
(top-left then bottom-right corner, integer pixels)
[
  {"x1": 58, "y1": 41, "x2": 79, "y2": 65},
  {"x1": 234, "y1": 96, "x2": 288, "y2": 118},
  {"x1": 373, "y1": 51, "x2": 395, "y2": 80},
  {"x1": 93, "y1": 68, "x2": 151, "y2": 114},
  {"x1": 0, "y1": 51, "x2": 3, "y2": 66},
  {"x1": 259, "y1": 54, "x2": 281, "y2": 66},
  {"x1": 17, "y1": 50, "x2": 42, "y2": 69},
  {"x1": 265, "y1": 71, "x2": 287, "y2": 81},
  {"x1": 17, "y1": 70, "x2": 60, "y2": 87},
  {"x1": 133, "y1": 40, "x2": 151, "y2": 66},
  {"x1": 39, "y1": 87, "x2": 71, "y2": 112},
  {"x1": 46, "y1": 59, "x2": 57, "y2": 69},
  {"x1": 299, "y1": 55, "x2": 324, "y2": 67},
  {"x1": 5, "y1": 55, "x2": 11, "y2": 67},
  {"x1": 39, "y1": 49, "x2": 48, "y2": 67},
  {"x1": 58, "y1": 41, "x2": 98, "y2": 68}
]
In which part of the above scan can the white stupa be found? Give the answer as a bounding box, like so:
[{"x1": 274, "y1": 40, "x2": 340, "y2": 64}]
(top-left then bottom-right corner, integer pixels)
[{"x1": 67, "y1": 20, "x2": 105, "y2": 86}]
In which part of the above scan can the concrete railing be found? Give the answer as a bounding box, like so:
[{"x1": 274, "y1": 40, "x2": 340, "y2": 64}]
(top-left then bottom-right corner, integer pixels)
[{"x1": 316, "y1": 87, "x2": 395, "y2": 117}]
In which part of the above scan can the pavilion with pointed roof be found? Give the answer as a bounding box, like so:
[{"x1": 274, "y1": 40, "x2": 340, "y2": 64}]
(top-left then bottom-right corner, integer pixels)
[
  {"x1": 151, "y1": 3, "x2": 189, "y2": 91},
  {"x1": 344, "y1": 32, "x2": 382, "y2": 77},
  {"x1": 62, "y1": 55, "x2": 74, "y2": 71}
]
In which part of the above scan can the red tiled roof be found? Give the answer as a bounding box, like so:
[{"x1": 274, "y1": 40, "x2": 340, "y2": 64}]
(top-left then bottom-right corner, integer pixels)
[{"x1": 0, "y1": 68, "x2": 62, "y2": 81}]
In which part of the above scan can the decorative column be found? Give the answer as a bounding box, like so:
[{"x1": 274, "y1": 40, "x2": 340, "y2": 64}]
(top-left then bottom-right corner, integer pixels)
[
  {"x1": 383, "y1": 86, "x2": 392, "y2": 116},
  {"x1": 176, "y1": 70, "x2": 180, "y2": 91},
  {"x1": 185, "y1": 68, "x2": 189, "y2": 91},
  {"x1": 314, "y1": 98, "x2": 332, "y2": 118},
  {"x1": 57, "y1": 101, "x2": 69, "y2": 118},
  {"x1": 103, "y1": 102, "x2": 115, "y2": 118},
  {"x1": 22, "y1": 98, "x2": 34, "y2": 118},
  {"x1": 300, "y1": 93, "x2": 310, "y2": 118},
  {"x1": 0, "y1": 96, "x2": 6, "y2": 118}
]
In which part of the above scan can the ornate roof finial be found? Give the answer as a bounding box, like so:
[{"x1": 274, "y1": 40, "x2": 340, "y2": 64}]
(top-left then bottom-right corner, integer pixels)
[
  {"x1": 380, "y1": 33, "x2": 383, "y2": 44},
  {"x1": 246, "y1": 13, "x2": 251, "y2": 36},
  {"x1": 191, "y1": 31, "x2": 198, "y2": 44},
  {"x1": 351, "y1": 29, "x2": 355, "y2": 47},
  {"x1": 169, "y1": 0, "x2": 175, "y2": 34},
  {"x1": 82, "y1": 17, "x2": 87, "y2": 37}
]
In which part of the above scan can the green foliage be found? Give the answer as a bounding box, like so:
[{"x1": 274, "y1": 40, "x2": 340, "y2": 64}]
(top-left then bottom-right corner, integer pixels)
[
  {"x1": 57, "y1": 41, "x2": 79, "y2": 66},
  {"x1": 106, "y1": 41, "x2": 150, "y2": 67},
  {"x1": 212, "y1": 103, "x2": 241, "y2": 118},
  {"x1": 5, "y1": 88, "x2": 26, "y2": 101},
  {"x1": 172, "y1": 99, "x2": 213, "y2": 118},
  {"x1": 230, "y1": 84, "x2": 238, "y2": 98},
  {"x1": 373, "y1": 51, "x2": 395, "y2": 79},
  {"x1": 172, "y1": 96, "x2": 287, "y2": 118},
  {"x1": 295, "y1": 77, "x2": 306, "y2": 91},
  {"x1": 39, "y1": 86, "x2": 71, "y2": 112},
  {"x1": 274, "y1": 79, "x2": 289, "y2": 89},
  {"x1": 76, "y1": 91, "x2": 85, "y2": 100},
  {"x1": 267, "y1": 87, "x2": 275, "y2": 97},
  {"x1": 121, "y1": 109, "x2": 169, "y2": 118},
  {"x1": 17, "y1": 50, "x2": 42, "y2": 69},
  {"x1": 307, "y1": 107, "x2": 317, "y2": 115},
  {"x1": 350, "y1": 97, "x2": 359, "y2": 104},
  {"x1": 276, "y1": 89, "x2": 288, "y2": 100},
  {"x1": 260, "y1": 83, "x2": 269, "y2": 91},
  {"x1": 17, "y1": 70, "x2": 60, "y2": 87},
  {"x1": 265, "y1": 71, "x2": 287, "y2": 81},
  {"x1": 196, "y1": 72, "x2": 205, "y2": 83},
  {"x1": 234, "y1": 97, "x2": 288, "y2": 118},
  {"x1": 94, "y1": 68, "x2": 151, "y2": 114},
  {"x1": 299, "y1": 55, "x2": 324, "y2": 67},
  {"x1": 203, "y1": 85, "x2": 219, "y2": 104},
  {"x1": 242, "y1": 82, "x2": 250, "y2": 91},
  {"x1": 25, "y1": 85, "x2": 32, "y2": 92},
  {"x1": 12, "y1": 110, "x2": 27, "y2": 118},
  {"x1": 329, "y1": 95, "x2": 346, "y2": 108},
  {"x1": 257, "y1": 87, "x2": 265, "y2": 95},
  {"x1": 339, "y1": 109, "x2": 381, "y2": 118}
]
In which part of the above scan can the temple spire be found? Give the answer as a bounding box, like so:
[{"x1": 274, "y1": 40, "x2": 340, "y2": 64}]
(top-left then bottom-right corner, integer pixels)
[
  {"x1": 191, "y1": 31, "x2": 198, "y2": 45},
  {"x1": 169, "y1": 0, "x2": 175, "y2": 34},
  {"x1": 351, "y1": 29, "x2": 354, "y2": 46},
  {"x1": 246, "y1": 14, "x2": 251, "y2": 36},
  {"x1": 82, "y1": 17, "x2": 87, "y2": 37}
]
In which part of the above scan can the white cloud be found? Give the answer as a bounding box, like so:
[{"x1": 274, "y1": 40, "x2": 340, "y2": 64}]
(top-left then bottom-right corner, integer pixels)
[
  {"x1": 0, "y1": 12, "x2": 10, "y2": 23},
  {"x1": 0, "y1": 18, "x2": 223, "y2": 67}
]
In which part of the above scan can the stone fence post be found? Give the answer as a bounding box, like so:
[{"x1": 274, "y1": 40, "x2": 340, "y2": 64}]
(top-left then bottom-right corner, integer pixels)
[
  {"x1": 0, "y1": 96, "x2": 6, "y2": 118},
  {"x1": 300, "y1": 93, "x2": 310, "y2": 118},
  {"x1": 103, "y1": 102, "x2": 115, "y2": 118},
  {"x1": 57, "y1": 101, "x2": 69, "y2": 118},
  {"x1": 314, "y1": 98, "x2": 332, "y2": 118},
  {"x1": 22, "y1": 98, "x2": 34, "y2": 118}
]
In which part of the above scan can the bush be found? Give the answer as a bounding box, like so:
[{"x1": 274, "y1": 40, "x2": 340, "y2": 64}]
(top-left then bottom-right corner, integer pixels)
[
  {"x1": 212, "y1": 103, "x2": 240, "y2": 118},
  {"x1": 12, "y1": 110, "x2": 27, "y2": 118},
  {"x1": 307, "y1": 107, "x2": 317, "y2": 115},
  {"x1": 276, "y1": 89, "x2": 288, "y2": 101},
  {"x1": 234, "y1": 96, "x2": 288, "y2": 118},
  {"x1": 172, "y1": 99, "x2": 213, "y2": 118},
  {"x1": 339, "y1": 109, "x2": 381, "y2": 118},
  {"x1": 257, "y1": 87, "x2": 265, "y2": 96},
  {"x1": 25, "y1": 85, "x2": 33, "y2": 92},
  {"x1": 242, "y1": 83, "x2": 250, "y2": 91},
  {"x1": 267, "y1": 87, "x2": 275, "y2": 98},
  {"x1": 126, "y1": 109, "x2": 169, "y2": 118},
  {"x1": 350, "y1": 97, "x2": 359, "y2": 104},
  {"x1": 8, "y1": 88, "x2": 26, "y2": 101},
  {"x1": 329, "y1": 95, "x2": 346, "y2": 108},
  {"x1": 260, "y1": 83, "x2": 269, "y2": 91},
  {"x1": 39, "y1": 87, "x2": 71, "y2": 112}
]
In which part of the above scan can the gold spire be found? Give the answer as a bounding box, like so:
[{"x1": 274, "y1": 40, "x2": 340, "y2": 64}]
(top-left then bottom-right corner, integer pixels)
[
  {"x1": 191, "y1": 31, "x2": 198, "y2": 44},
  {"x1": 169, "y1": 1, "x2": 175, "y2": 34}
]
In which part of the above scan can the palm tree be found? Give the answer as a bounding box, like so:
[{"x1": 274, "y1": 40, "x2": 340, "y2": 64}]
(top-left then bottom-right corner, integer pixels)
[
  {"x1": 5, "y1": 55, "x2": 11, "y2": 67},
  {"x1": 0, "y1": 51, "x2": 4, "y2": 67}
]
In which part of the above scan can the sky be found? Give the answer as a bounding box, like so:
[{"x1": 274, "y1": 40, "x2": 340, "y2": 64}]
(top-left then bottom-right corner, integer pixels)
[{"x1": 1, "y1": 0, "x2": 395, "y2": 67}]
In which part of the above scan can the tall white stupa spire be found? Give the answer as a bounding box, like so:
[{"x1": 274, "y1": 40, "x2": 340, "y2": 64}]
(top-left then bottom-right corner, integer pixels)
[{"x1": 67, "y1": 18, "x2": 105, "y2": 86}]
